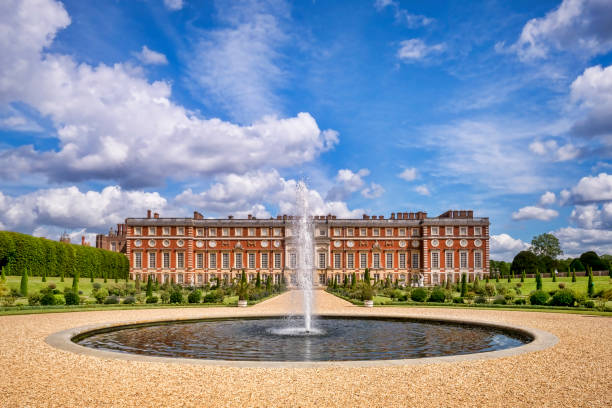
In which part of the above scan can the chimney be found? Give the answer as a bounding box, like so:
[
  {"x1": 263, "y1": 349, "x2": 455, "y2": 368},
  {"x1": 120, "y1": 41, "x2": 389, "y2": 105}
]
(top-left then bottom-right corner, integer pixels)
[
  {"x1": 277, "y1": 215, "x2": 282, "y2": 220},
  {"x1": 147, "y1": 209, "x2": 151, "y2": 218},
  {"x1": 228, "y1": 215, "x2": 233, "y2": 219},
  {"x1": 154, "y1": 212, "x2": 159, "y2": 219},
  {"x1": 81, "y1": 236, "x2": 85, "y2": 245},
  {"x1": 467, "y1": 210, "x2": 473, "y2": 218},
  {"x1": 403, "y1": 212, "x2": 408, "y2": 219},
  {"x1": 390, "y1": 213, "x2": 395, "y2": 219},
  {"x1": 363, "y1": 214, "x2": 368, "y2": 220},
  {"x1": 248, "y1": 214, "x2": 252, "y2": 220}
]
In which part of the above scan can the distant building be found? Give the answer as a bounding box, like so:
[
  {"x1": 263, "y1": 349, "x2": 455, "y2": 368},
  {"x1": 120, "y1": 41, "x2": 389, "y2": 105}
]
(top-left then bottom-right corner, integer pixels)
[
  {"x1": 95, "y1": 224, "x2": 127, "y2": 253},
  {"x1": 125, "y1": 209, "x2": 490, "y2": 287},
  {"x1": 59, "y1": 232, "x2": 71, "y2": 244}
]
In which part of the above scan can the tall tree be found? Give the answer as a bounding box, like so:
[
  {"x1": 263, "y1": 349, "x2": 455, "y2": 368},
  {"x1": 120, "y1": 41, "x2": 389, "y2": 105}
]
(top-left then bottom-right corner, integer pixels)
[
  {"x1": 530, "y1": 233, "x2": 563, "y2": 259},
  {"x1": 511, "y1": 251, "x2": 540, "y2": 274}
]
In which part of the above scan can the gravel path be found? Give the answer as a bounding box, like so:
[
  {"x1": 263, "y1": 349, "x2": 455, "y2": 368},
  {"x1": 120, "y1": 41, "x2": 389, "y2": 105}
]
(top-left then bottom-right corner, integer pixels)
[{"x1": 0, "y1": 290, "x2": 610, "y2": 407}]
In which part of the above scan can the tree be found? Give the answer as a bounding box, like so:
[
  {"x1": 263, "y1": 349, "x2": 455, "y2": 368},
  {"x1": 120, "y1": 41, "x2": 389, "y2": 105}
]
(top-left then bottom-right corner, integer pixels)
[
  {"x1": 72, "y1": 270, "x2": 79, "y2": 294},
  {"x1": 351, "y1": 272, "x2": 357, "y2": 289},
  {"x1": 570, "y1": 258, "x2": 585, "y2": 272},
  {"x1": 580, "y1": 251, "x2": 607, "y2": 271},
  {"x1": 511, "y1": 251, "x2": 540, "y2": 274},
  {"x1": 552, "y1": 269, "x2": 557, "y2": 282},
  {"x1": 255, "y1": 272, "x2": 261, "y2": 288},
  {"x1": 587, "y1": 269, "x2": 594, "y2": 297},
  {"x1": 521, "y1": 270, "x2": 526, "y2": 282},
  {"x1": 42, "y1": 268, "x2": 47, "y2": 282},
  {"x1": 473, "y1": 276, "x2": 480, "y2": 291},
  {"x1": 146, "y1": 275, "x2": 153, "y2": 298},
  {"x1": 535, "y1": 269, "x2": 542, "y2": 291},
  {"x1": 571, "y1": 268, "x2": 576, "y2": 282},
  {"x1": 20, "y1": 268, "x2": 28, "y2": 296},
  {"x1": 135, "y1": 275, "x2": 140, "y2": 292},
  {"x1": 460, "y1": 273, "x2": 467, "y2": 297},
  {"x1": 530, "y1": 233, "x2": 563, "y2": 259},
  {"x1": 364, "y1": 268, "x2": 371, "y2": 285},
  {"x1": 1, "y1": 265, "x2": 6, "y2": 281}
]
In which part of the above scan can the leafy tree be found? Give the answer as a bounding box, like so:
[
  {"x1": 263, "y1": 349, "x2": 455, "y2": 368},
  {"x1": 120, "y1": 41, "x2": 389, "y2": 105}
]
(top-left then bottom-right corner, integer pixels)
[
  {"x1": 364, "y1": 268, "x2": 371, "y2": 285},
  {"x1": 351, "y1": 272, "x2": 357, "y2": 289},
  {"x1": 587, "y1": 269, "x2": 594, "y2": 297},
  {"x1": 530, "y1": 233, "x2": 563, "y2": 259},
  {"x1": 135, "y1": 275, "x2": 140, "y2": 292},
  {"x1": 473, "y1": 276, "x2": 480, "y2": 292},
  {"x1": 460, "y1": 273, "x2": 467, "y2": 297},
  {"x1": 580, "y1": 251, "x2": 607, "y2": 271},
  {"x1": 511, "y1": 251, "x2": 540, "y2": 274},
  {"x1": 20, "y1": 267, "x2": 28, "y2": 296},
  {"x1": 256, "y1": 272, "x2": 261, "y2": 288},
  {"x1": 552, "y1": 269, "x2": 557, "y2": 282},
  {"x1": 535, "y1": 269, "x2": 542, "y2": 291},
  {"x1": 571, "y1": 268, "x2": 576, "y2": 282},
  {"x1": 570, "y1": 258, "x2": 585, "y2": 272},
  {"x1": 1, "y1": 265, "x2": 6, "y2": 281},
  {"x1": 42, "y1": 268, "x2": 46, "y2": 282},
  {"x1": 521, "y1": 270, "x2": 526, "y2": 282},
  {"x1": 266, "y1": 275, "x2": 272, "y2": 291},
  {"x1": 146, "y1": 275, "x2": 153, "y2": 298},
  {"x1": 72, "y1": 271, "x2": 79, "y2": 294}
]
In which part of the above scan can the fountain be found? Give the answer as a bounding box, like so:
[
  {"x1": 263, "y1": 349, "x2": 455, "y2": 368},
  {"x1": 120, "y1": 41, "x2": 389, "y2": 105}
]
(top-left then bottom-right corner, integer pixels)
[{"x1": 293, "y1": 181, "x2": 314, "y2": 333}]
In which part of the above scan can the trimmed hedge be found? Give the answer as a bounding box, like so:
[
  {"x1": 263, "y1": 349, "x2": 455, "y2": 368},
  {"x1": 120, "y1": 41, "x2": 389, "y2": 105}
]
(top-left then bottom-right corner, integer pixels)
[{"x1": 0, "y1": 231, "x2": 128, "y2": 280}]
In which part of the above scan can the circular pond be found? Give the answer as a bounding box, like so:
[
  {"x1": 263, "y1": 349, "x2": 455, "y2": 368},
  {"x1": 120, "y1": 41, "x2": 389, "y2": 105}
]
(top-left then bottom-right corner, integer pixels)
[{"x1": 73, "y1": 316, "x2": 533, "y2": 362}]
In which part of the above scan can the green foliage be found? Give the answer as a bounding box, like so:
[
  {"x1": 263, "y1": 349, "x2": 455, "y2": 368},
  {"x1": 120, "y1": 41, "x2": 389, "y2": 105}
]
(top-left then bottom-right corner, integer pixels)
[
  {"x1": 580, "y1": 251, "x2": 607, "y2": 271},
  {"x1": 28, "y1": 292, "x2": 42, "y2": 305},
  {"x1": 493, "y1": 295, "x2": 506, "y2": 305},
  {"x1": 1, "y1": 265, "x2": 6, "y2": 281},
  {"x1": 570, "y1": 258, "x2": 585, "y2": 272},
  {"x1": 351, "y1": 272, "x2": 357, "y2": 289},
  {"x1": 428, "y1": 288, "x2": 446, "y2": 303},
  {"x1": 571, "y1": 269, "x2": 576, "y2": 282},
  {"x1": 550, "y1": 289, "x2": 575, "y2": 307},
  {"x1": 146, "y1": 275, "x2": 153, "y2": 298},
  {"x1": 411, "y1": 288, "x2": 428, "y2": 302},
  {"x1": 64, "y1": 291, "x2": 80, "y2": 305},
  {"x1": 169, "y1": 289, "x2": 183, "y2": 304},
  {"x1": 452, "y1": 297, "x2": 464, "y2": 304},
  {"x1": 42, "y1": 269, "x2": 46, "y2": 282},
  {"x1": 552, "y1": 270, "x2": 557, "y2": 282},
  {"x1": 474, "y1": 296, "x2": 487, "y2": 304},
  {"x1": 587, "y1": 271, "x2": 594, "y2": 297},
  {"x1": 20, "y1": 268, "x2": 28, "y2": 296},
  {"x1": 460, "y1": 273, "x2": 467, "y2": 297},
  {"x1": 529, "y1": 290, "x2": 549, "y2": 305},
  {"x1": 146, "y1": 296, "x2": 158, "y2": 304},
  {"x1": 521, "y1": 270, "x2": 526, "y2": 282},
  {"x1": 256, "y1": 272, "x2": 261, "y2": 288},
  {"x1": 535, "y1": 269, "x2": 542, "y2": 290},
  {"x1": 134, "y1": 275, "x2": 140, "y2": 292},
  {"x1": 188, "y1": 289, "x2": 202, "y2": 303},
  {"x1": 122, "y1": 296, "x2": 136, "y2": 304},
  {"x1": 104, "y1": 295, "x2": 120, "y2": 304},
  {"x1": 93, "y1": 288, "x2": 108, "y2": 304},
  {"x1": 530, "y1": 233, "x2": 563, "y2": 259},
  {"x1": 364, "y1": 268, "x2": 371, "y2": 285},
  {"x1": 71, "y1": 271, "x2": 79, "y2": 294},
  {"x1": 361, "y1": 284, "x2": 374, "y2": 301},
  {"x1": 511, "y1": 251, "x2": 540, "y2": 274},
  {"x1": 40, "y1": 292, "x2": 56, "y2": 305}
]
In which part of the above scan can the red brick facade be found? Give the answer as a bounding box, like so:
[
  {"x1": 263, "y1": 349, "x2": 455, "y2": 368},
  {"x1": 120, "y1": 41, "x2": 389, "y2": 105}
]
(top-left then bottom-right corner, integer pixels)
[
  {"x1": 125, "y1": 209, "x2": 489, "y2": 287},
  {"x1": 95, "y1": 224, "x2": 127, "y2": 253}
]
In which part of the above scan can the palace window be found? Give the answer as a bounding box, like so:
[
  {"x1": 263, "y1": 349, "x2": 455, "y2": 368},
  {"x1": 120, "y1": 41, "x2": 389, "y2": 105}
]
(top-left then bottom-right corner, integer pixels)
[
  {"x1": 399, "y1": 253, "x2": 406, "y2": 269},
  {"x1": 196, "y1": 253, "x2": 203, "y2": 269},
  {"x1": 459, "y1": 227, "x2": 467, "y2": 236},
  {"x1": 248, "y1": 253, "x2": 255, "y2": 269},
  {"x1": 148, "y1": 252, "x2": 156, "y2": 268},
  {"x1": 386, "y1": 252, "x2": 393, "y2": 269},
  {"x1": 318, "y1": 228, "x2": 326, "y2": 236},
  {"x1": 209, "y1": 253, "x2": 217, "y2": 269},
  {"x1": 412, "y1": 228, "x2": 419, "y2": 237},
  {"x1": 197, "y1": 274, "x2": 203, "y2": 284},
  {"x1": 235, "y1": 228, "x2": 243, "y2": 236},
  {"x1": 431, "y1": 226, "x2": 439, "y2": 236},
  {"x1": 360, "y1": 228, "x2": 367, "y2": 236},
  {"x1": 445, "y1": 226, "x2": 453, "y2": 235},
  {"x1": 347, "y1": 228, "x2": 354, "y2": 237},
  {"x1": 431, "y1": 252, "x2": 440, "y2": 269},
  {"x1": 334, "y1": 228, "x2": 342, "y2": 236},
  {"x1": 318, "y1": 253, "x2": 326, "y2": 269},
  {"x1": 163, "y1": 227, "x2": 170, "y2": 236},
  {"x1": 111, "y1": 242, "x2": 116, "y2": 252},
  {"x1": 460, "y1": 251, "x2": 468, "y2": 269},
  {"x1": 372, "y1": 228, "x2": 380, "y2": 237},
  {"x1": 474, "y1": 251, "x2": 483, "y2": 269},
  {"x1": 148, "y1": 227, "x2": 156, "y2": 236},
  {"x1": 235, "y1": 253, "x2": 243, "y2": 269},
  {"x1": 360, "y1": 253, "x2": 367, "y2": 269},
  {"x1": 347, "y1": 253, "x2": 354, "y2": 269},
  {"x1": 372, "y1": 253, "x2": 380, "y2": 269},
  {"x1": 209, "y1": 228, "x2": 217, "y2": 237},
  {"x1": 290, "y1": 253, "x2": 297, "y2": 269},
  {"x1": 273, "y1": 228, "x2": 282, "y2": 237},
  {"x1": 248, "y1": 228, "x2": 256, "y2": 237},
  {"x1": 412, "y1": 253, "x2": 419, "y2": 269},
  {"x1": 177, "y1": 252, "x2": 184, "y2": 269},
  {"x1": 163, "y1": 252, "x2": 170, "y2": 269},
  {"x1": 134, "y1": 252, "x2": 142, "y2": 269},
  {"x1": 386, "y1": 228, "x2": 393, "y2": 237},
  {"x1": 222, "y1": 253, "x2": 229, "y2": 269},
  {"x1": 398, "y1": 228, "x2": 406, "y2": 236},
  {"x1": 261, "y1": 228, "x2": 268, "y2": 236},
  {"x1": 445, "y1": 251, "x2": 454, "y2": 270},
  {"x1": 261, "y1": 253, "x2": 269, "y2": 269},
  {"x1": 373, "y1": 273, "x2": 380, "y2": 281},
  {"x1": 178, "y1": 274, "x2": 183, "y2": 284},
  {"x1": 177, "y1": 227, "x2": 184, "y2": 235},
  {"x1": 196, "y1": 228, "x2": 203, "y2": 237},
  {"x1": 334, "y1": 253, "x2": 341, "y2": 269},
  {"x1": 474, "y1": 226, "x2": 482, "y2": 235},
  {"x1": 274, "y1": 253, "x2": 282, "y2": 269},
  {"x1": 222, "y1": 228, "x2": 229, "y2": 237},
  {"x1": 134, "y1": 227, "x2": 142, "y2": 236}
]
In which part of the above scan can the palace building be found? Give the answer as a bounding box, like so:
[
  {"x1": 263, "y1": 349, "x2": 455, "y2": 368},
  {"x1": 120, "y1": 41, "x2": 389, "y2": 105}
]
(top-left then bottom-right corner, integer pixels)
[{"x1": 125, "y1": 209, "x2": 489, "y2": 287}]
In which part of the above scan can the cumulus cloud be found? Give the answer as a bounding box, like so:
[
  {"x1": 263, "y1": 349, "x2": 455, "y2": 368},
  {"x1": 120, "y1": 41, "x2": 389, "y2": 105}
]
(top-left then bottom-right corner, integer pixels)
[
  {"x1": 562, "y1": 173, "x2": 612, "y2": 204},
  {"x1": 570, "y1": 64, "x2": 612, "y2": 145},
  {"x1": 134, "y1": 45, "x2": 168, "y2": 65},
  {"x1": 374, "y1": 0, "x2": 434, "y2": 28},
  {"x1": 163, "y1": 0, "x2": 184, "y2": 11},
  {"x1": 414, "y1": 185, "x2": 430, "y2": 196},
  {"x1": 326, "y1": 169, "x2": 370, "y2": 201},
  {"x1": 570, "y1": 203, "x2": 612, "y2": 229},
  {"x1": 539, "y1": 191, "x2": 556, "y2": 206},
  {"x1": 512, "y1": 206, "x2": 559, "y2": 221},
  {"x1": 512, "y1": 0, "x2": 612, "y2": 60},
  {"x1": 397, "y1": 39, "x2": 445, "y2": 62},
  {"x1": 175, "y1": 169, "x2": 365, "y2": 219},
  {"x1": 553, "y1": 226, "x2": 612, "y2": 257},
  {"x1": 490, "y1": 233, "x2": 529, "y2": 261},
  {"x1": 361, "y1": 183, "x2": 385, "y2": 199},
  {"x1": 398, "y1": 167, "x2": 417, "y2": 181},
  {"x1": 528, "y1": 139, "x2": 580, "y2": 161},
  {"x1": 0, "y1": 0, "x2": 338, "y2": 188}
]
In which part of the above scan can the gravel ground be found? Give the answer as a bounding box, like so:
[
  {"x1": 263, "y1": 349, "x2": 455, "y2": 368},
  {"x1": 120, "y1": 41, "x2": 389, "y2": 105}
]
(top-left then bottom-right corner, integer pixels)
[{"x1": 0, "y1": 290, "x2": 610, "y2": 407}]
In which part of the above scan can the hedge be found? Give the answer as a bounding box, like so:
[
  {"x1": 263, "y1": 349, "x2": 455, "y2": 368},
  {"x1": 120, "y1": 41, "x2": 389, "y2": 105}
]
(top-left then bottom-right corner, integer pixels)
[{"x1": 0, "y1": 231, "x2": 128, "y2": 280}]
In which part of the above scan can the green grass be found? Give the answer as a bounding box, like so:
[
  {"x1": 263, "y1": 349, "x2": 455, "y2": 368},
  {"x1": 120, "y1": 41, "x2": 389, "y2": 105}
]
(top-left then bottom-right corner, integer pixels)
[
  {"x1": 4, "y1": 275, "x2": 113, "y2": 296},
  {"x1": 494, "y1": 275, "x2": 611, "y2": 294}
]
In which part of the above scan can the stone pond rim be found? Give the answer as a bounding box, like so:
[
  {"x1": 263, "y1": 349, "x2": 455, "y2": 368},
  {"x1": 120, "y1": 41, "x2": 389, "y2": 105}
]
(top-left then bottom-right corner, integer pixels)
[{"x1": 45, "y1": 313, "x2": 559, "y2": 368}]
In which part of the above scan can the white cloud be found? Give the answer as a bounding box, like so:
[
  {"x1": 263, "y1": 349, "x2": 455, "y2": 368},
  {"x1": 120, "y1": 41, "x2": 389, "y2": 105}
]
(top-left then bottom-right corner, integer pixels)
[
  {"x1": 513, "y1": 0, "x2": 612, "y2": 60},
  {"x1": 570, "y1": 64, "x2": 612, "y2": 144},
  {"x1": 187, "y1": 2, "x2": 289, "y2": 123},
  {"x1": 528, "y1": 139, "x2": 580, "y2": 161},
  {"x1": 570, "y1": 203, "x2": 612, "y2": 229},
  {"x1": 0, "y1": 0, "x2": 338, "y2": 188},
  {"x1": 398, "y1": 167, "x2": 417, "y2": 181},
  {"x1": 565, "y1": 173, "x2": 612, "y2": 204},
  {"x1": 539, "y1": 191, "x2": 556, "y2": 206},
  {"x1": 490, "y1": 233, "x2": 529, "y2": 261},
  {"x1": 0, "y1": 186, "x2": 168, "y2": 233},
  {"x1": 163, "y1": 0, "x2": 184, "y2": 11},
  {"x1": 135, "y1": 46, "x2": 168, "y2": 65},
  {"x1": 512, "y1": 206, "x2": 559, "y2": 221},
  {"x1": 553, "y1": 226, "x2": 612, "y2": 258},
  {"x1": 397, "y1": 39, "x2": 445, "y2": 62},
  {"x1": 175, "y1": 169, "x2": 365, "y2": 219},
  {"x1": 361, "y1": 183, "x2": 385, "y2": 199},
  {"x1": 0, "y1": 114, "x2": 43, "y2": 132},
  {"x1": 414, "y1": 185, "x2": 430, "y2": 196},
  {"x1": 374, "y1": 0, "x2": 434, "y2": 28},
  {"x1": 326, "y1": 169, "x2": 369, "y2": 201}
]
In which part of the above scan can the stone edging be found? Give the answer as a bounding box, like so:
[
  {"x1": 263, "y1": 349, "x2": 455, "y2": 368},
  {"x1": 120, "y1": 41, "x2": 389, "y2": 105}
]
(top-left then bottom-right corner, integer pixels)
[{"x1": 45, "y1": 312, "x2": 558, "y2": 368}]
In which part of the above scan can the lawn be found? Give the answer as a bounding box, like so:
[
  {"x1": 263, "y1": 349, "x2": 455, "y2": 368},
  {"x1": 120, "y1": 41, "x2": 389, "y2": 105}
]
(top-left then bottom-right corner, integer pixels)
[{"x1": 491, "y1": 275, "x2": 611, "y2": 295}]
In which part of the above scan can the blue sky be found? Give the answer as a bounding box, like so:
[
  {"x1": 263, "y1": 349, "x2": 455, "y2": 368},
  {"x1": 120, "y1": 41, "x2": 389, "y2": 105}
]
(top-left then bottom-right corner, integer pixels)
[{"x1": 1, "y1": 0, "x2": 612, "y2": 260}]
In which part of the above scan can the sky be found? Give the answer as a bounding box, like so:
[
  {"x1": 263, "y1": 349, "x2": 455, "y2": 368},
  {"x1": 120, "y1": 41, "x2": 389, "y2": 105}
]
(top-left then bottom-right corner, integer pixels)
[{"x1": 1, "y1": 0, "x2": 612, "y2": 261}]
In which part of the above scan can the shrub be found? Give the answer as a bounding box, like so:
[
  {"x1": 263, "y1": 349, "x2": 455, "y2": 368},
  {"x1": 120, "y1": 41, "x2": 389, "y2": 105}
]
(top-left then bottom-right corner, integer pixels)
[
  {"x1": 54, "y1": 294, "x2": 65, "y2": 305},
  {"x1": 361, "y1": 285, "x2": 374, "y2": 301},
  {"x1": 93, "y1": 288, "x2": 108, "y2": 304},
  {"x1": 188, "y1": 289, "x2": 202, "y2": 304},
  {"x1": 584, "y1": 300, "x2": 595, "y2": 308},
  {"x1": 160, "y1": 291, "x2": 170, "y2": 304},
  {"x1": 47, "y1": 283, "x2": 56, "y2": 290},
  {"x1": 558, "y1": 282, "x2": 566, "y2": 289},
  {"x1": 203, "y1": 291, "x2": 221, "y2": 303},
  {"x1": 169, "y1": 290, "x2": 183, "y2": 304},
  {"x1": 460, "y1": 274, "x2": 467, "y2": 297},
  {"x1": 474, "y1": 296, "x2": 487, "y2": 304},
  {"x1": 550, "y1": 289, "x2": 575, "y2": 307},
  {"x1": 64, "y1": 291, "x2": 80, "y2": 305},
  {"x1": 493, "y1": 295, "x2": 506, "y2": 305},
  {"x1": 28, "y1": 292, "x2": 42, "y2": 306},
  {"x1": 484, "y1": 283, "x2": 496, "y2": 297},
  {"x1": 428, "y1": 288, "x2": 446, "y2": 303},
  {"x1": 411, "y1": 288, "x2": 428, "y2": 302},
  {"x1": 122, "y1": 296, "x2": 136, "y2": 304},
  {"x1": 104, "y1": 295, "x2": 120, "y2": 304},
  {"x1": 40, "y1": 293, "x2": 56, "y2": 305},
  {"x1": 529, "y1": 290, "x2": 549, "y2": 305},
  {"x1": 514, "y1": 298, "x2": 526, "y2": 305},
  {"x1": 20, "y1": 268, "x2": 28, "y2": 296},
  {"x1": 495, "y1": 284, "x2": 508, "y2": 296},
  {"x1": 453, "y1": 297, "x2": 464, "y2": 304},
  {"x1": 93, "y1": 282, "x2": 102, "y2": 290},
  {"x1": 146, "y1": 296, "x2": 158, "y2": 304}
]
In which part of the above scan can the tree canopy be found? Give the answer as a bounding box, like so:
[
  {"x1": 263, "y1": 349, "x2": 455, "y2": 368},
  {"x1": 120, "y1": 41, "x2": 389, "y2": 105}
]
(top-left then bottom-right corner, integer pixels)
[
  {"x1": 511, "y1": 250, "x2": 540, "y2": 274},
  {"x1": 530, "y1": 233, "x2": 563, "y2": 259}
]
